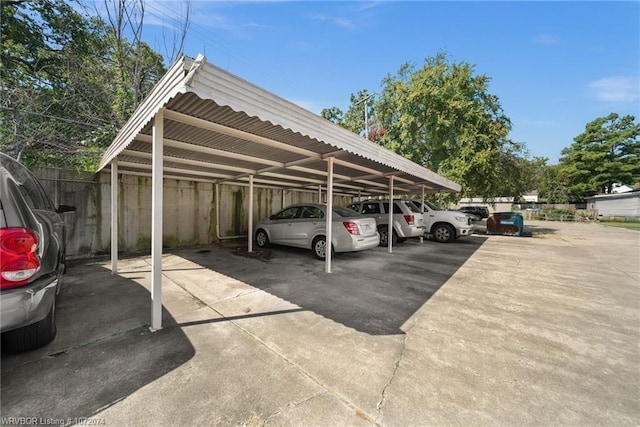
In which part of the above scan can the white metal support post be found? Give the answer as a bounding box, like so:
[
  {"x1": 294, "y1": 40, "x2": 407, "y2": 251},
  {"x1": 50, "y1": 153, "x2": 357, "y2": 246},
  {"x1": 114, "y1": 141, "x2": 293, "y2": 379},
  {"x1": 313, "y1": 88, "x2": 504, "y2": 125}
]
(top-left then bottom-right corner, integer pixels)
[
  {"x1": 388, "y1": 176, "x2": 394, "y2": 254},
  {"x1": 420, "y1": 185, "x2": 425, "y2": 244},
  {"x1": 325, "y1": 157, "x2": 334, "y2": 273},
  {"x1": 110, "y1": 158, "x2": 118, "y2": 273},
  {"x1": 150, "y1": 109, "x2": 164, "y2": 332},
  {"x1": 248, "y1": 175, "x2": 254, "y2": 253}
]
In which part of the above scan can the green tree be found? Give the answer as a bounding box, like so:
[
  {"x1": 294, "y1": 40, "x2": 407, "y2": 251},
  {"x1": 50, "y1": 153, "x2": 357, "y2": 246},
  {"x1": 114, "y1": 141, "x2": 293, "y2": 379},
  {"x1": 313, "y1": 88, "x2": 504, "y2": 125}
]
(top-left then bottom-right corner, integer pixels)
[
  {"x1": 321, "y1": 106, "x2": 345, "y2": 127},
  {"x1": 1, "y1": 0, "x2": 112, "y2": 165},
  {"x1": 1, "y1": 0, "x2": 167, "y2": 170},
  {"x1": 537, "y1": 164, "x2": 570, "y2": 204},
  {"x1": 374, "y1": 53, "x2": 516, "y2": 199},
  {"x1": 559, "y1": 113, "x2": 640, "y2": 200}
]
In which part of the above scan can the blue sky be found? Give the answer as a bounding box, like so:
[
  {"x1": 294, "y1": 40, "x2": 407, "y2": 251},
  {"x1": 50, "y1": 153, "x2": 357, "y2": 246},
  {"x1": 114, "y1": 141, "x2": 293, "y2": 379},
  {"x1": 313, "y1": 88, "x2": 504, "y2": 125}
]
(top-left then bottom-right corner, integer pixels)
[{"x1": 131, "y1": 1, "x2": 638, "y2": 164}]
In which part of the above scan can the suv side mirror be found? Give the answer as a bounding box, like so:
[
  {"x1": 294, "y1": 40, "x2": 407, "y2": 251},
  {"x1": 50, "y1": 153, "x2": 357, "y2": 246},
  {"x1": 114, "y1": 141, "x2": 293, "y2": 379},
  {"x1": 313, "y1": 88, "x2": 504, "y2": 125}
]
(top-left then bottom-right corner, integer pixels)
[{"x1": 57, "y1": 205, "x2": 76, "y2": 214}]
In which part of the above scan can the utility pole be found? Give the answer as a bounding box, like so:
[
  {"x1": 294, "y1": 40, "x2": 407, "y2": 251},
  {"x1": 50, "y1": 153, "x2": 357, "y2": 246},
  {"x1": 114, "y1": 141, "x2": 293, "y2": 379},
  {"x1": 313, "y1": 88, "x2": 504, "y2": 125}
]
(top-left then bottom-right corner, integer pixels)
[{"x1": 355, "y1": 93, "x2": 376, "y2": 140}]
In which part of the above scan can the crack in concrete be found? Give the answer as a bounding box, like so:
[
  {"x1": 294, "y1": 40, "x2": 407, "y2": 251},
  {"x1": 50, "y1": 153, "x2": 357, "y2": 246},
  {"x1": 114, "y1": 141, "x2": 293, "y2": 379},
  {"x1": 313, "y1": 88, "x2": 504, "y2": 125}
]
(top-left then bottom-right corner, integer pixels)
[
  {"x1": 264, "y1": 391, "x2": 327, "y2": 424},
  {"x1": 376, "y1": 311, "x2": 421, "y2": 414}
]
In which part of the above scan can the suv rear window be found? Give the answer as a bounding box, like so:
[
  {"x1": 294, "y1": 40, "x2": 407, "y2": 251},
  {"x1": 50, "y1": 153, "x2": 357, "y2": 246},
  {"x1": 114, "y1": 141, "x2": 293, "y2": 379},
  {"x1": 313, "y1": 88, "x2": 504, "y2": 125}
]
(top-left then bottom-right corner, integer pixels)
[{"x1": 401, "y1": 201, "x2": 421, "y2": 213}]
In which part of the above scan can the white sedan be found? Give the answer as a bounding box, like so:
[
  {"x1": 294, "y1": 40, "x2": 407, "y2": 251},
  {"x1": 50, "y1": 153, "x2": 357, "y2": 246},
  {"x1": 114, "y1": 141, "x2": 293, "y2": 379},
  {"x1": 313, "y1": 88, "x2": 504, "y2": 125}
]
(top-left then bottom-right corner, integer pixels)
[{"x1": 254, "y1": 203, "x2": 380, "y2": 260}]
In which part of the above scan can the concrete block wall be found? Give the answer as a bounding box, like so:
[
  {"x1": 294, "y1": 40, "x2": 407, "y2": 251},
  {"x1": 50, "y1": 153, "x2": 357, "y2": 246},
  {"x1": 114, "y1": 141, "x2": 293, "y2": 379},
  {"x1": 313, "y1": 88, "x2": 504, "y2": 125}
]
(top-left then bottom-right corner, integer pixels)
[{"x1": 33, "y1": 168, "x2": 352, "y2": 258}]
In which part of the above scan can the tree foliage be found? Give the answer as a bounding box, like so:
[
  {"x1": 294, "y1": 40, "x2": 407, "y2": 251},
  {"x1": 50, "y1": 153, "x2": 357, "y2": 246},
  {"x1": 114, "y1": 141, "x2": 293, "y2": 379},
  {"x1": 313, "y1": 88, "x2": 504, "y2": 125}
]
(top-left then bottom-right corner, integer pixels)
[
  {"x1": 374, "y1": 53, "x2": 530, "y2": 199},
  {"x1": 536, "y1": 164, "x2": 570, "y2": 204},
  {"x1": 0, "y1": 0, "x2": 167, "y2": 170},
  {"x1": 559, "y1": 113, "x2": 640, "y2": 200}
]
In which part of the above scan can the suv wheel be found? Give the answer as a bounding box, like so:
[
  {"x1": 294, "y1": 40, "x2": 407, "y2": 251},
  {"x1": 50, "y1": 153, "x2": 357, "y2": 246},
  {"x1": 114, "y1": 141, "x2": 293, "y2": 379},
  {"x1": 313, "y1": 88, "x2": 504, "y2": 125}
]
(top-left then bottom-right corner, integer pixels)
[
  {"x1": 433, "y1": 224, "x2": 455, "y2": 243},
  {"x1": 378, "y1": 227, "x2": 398, "y2": 246}
]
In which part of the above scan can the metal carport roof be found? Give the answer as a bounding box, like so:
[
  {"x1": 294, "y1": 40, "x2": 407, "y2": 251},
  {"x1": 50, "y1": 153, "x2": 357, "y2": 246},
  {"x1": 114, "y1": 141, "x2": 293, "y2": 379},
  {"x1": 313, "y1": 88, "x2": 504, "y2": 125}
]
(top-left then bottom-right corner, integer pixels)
[
  {"x1": 98, "y1": 54, "x2": 462, "y2": 331},
  {"x1": 98, "y1": 54, "x2": 460, "y2": 195}
]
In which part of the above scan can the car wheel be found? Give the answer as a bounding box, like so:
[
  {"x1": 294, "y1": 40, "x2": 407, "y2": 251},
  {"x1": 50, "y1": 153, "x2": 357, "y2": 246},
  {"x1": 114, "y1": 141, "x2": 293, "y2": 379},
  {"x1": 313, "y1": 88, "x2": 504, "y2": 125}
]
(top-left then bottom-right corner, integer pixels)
[
  {"x1": 378, "y1": 227, "x2": 398, "y2": 246},
  {"x1": 1, "y1": 298, "x2": 57, "y2": 354},
  {"x1": 433, "y1": 224, "x2": 455, "y2": 243},
  {"x1": 255, "y1": 229, "x2": 269, "y2": 248},
  {"x1": 312, "y1": 236, "x2": 333, "y2": 260}
]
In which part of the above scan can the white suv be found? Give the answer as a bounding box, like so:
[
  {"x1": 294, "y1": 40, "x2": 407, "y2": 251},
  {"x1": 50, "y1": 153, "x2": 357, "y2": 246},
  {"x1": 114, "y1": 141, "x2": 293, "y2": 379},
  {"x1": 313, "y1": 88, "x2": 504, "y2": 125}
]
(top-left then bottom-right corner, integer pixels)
[
  {"x1": 410, "y1": 200, "x2": 474, "y2": 243},
  {"x1": 346, "y1": 199, "x2": 425, "y2": 246}
]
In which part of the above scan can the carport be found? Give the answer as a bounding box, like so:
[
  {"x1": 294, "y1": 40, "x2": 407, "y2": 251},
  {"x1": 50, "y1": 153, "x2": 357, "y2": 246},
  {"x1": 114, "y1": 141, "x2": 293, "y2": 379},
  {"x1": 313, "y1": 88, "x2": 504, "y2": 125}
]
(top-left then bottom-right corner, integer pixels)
[{"x1": 97, "y1": 54, "x2": 461, "y2": 331}]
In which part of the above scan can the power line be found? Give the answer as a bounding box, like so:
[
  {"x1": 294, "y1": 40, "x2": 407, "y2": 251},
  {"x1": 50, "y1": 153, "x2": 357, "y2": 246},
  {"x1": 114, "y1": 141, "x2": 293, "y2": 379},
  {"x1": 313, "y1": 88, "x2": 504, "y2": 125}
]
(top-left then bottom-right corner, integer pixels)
[{"x1": 0, "y1": 106, "x2": 104, "y2": 128}]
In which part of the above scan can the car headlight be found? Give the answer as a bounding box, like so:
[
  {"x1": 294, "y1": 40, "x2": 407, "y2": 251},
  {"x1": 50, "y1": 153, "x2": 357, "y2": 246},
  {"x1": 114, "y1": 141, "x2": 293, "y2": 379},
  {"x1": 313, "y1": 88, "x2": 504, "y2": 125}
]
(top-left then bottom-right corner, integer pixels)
[{"x1": 455, "y1": 216, "x2": 468, "y2": 223}]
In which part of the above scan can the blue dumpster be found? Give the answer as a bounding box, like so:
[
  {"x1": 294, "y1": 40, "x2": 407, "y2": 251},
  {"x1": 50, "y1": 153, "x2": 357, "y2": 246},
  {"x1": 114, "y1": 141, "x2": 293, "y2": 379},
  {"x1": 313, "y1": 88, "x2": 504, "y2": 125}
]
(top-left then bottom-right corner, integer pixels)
[{"x1": 486, "y1": 212, "x2": 524, "y2": 236}]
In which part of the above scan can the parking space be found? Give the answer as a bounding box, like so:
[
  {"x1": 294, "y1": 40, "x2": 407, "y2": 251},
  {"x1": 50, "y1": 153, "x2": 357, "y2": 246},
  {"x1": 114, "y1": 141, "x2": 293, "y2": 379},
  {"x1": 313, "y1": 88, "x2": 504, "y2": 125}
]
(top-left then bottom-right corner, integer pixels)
[{"x1": 2, "y1": 221, "x2": 639, "y2": 426}]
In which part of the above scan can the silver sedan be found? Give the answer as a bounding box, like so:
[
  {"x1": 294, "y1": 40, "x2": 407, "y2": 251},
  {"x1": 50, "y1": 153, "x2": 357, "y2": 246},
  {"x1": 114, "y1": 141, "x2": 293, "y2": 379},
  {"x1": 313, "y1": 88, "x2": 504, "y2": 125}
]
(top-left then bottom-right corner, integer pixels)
[{"x1": 254, "y1": 203, "x2": 380, "y2": 260}]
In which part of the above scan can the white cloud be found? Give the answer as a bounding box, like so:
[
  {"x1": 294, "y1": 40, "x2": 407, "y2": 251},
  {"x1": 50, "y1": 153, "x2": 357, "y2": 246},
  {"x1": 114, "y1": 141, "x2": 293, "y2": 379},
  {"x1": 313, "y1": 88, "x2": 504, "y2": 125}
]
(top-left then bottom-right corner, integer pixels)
[
  {"x1": 534, "y1": 34, "x2": 562, "y2": 45},
  {"x1": 308, "y1": 13, "x2": 355, "y2": 30},
  {"x1": 588, "y1": 76, "x2": 640, "y2": 103}
]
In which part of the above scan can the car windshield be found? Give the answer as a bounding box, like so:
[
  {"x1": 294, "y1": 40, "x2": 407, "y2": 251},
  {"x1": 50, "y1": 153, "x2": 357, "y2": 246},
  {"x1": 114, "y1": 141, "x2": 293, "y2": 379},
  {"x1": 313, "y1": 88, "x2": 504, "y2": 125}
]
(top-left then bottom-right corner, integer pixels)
[{"x1": 332, "y1": 206, "x2": 361, "y2": 217}]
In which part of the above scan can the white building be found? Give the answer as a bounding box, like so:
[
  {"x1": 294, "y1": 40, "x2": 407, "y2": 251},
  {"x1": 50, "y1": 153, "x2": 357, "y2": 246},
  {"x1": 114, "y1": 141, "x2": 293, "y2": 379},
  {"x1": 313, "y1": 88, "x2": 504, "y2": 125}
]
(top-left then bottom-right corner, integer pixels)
[
  {"x1": 458, "y1": 197, "x2": 514, "y2": 213},
  {"x1": 585, "y1": 191, "x2": 640, "y2": 218}
]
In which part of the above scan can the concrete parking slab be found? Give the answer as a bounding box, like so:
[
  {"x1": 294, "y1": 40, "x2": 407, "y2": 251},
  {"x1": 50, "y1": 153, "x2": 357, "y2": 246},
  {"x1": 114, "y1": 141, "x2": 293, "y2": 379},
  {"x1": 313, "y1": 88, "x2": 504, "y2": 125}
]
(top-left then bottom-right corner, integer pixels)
[{"x1": 1, "y1": 221, "x2": 638, "y2": 426}]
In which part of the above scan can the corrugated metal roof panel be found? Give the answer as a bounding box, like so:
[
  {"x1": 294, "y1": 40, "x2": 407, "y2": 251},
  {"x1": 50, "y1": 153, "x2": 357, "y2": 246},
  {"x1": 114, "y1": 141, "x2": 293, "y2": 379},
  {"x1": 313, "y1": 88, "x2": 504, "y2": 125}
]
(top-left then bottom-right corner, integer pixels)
[{"x1": 98, "y1": 55, "x2": 461, "y2": 194}]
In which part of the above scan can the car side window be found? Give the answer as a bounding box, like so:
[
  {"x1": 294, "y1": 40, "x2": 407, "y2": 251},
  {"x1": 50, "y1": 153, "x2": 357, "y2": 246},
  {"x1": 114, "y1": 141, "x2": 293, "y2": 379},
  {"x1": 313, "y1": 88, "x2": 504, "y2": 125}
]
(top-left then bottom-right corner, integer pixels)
[
  {"x1": 274, "y1": 206, "x2": 300, "y2": 220},
  {"x1": 382, "y1": 202, "x2": 401, "y2": 214},
  {"x1": 300, "y1": 206, "x2": 324, "y2": 219},
  {"x1": 347, "y1": 203, "x2": 360, "y2": 212},
  {"x1": 361, "y1": 203, "x2": 380, "y2": 214},
  {"x1": 15, "y1": 171, "x2": 54, "y2": 211}
]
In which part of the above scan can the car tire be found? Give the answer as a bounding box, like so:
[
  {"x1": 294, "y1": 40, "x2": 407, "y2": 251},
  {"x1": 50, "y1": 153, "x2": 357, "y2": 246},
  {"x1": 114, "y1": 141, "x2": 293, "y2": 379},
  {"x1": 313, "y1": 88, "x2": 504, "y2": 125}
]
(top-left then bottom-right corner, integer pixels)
[
  {"x1": 312, "y1": 236, "x2": 333, "y2": 260},
  {"x1": 378, "y1": 227, "x2": 398, "y2": 246},
  {"x1": 433, "y1": 224, "x2": 455, "y2": 243},
  {"x1": 255, "y1": 229, "x2": 269, "y2": 248},
  {"x1": 1, "y1": 298, "x2": 57, "y2": 354}
]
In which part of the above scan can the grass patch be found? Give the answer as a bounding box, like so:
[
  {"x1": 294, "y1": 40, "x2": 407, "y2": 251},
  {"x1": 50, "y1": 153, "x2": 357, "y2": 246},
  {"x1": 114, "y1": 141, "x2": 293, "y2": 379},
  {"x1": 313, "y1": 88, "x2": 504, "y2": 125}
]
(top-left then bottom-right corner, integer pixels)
[{"x1": 600, "y1": 221, "x2": 640, "y2": 231}]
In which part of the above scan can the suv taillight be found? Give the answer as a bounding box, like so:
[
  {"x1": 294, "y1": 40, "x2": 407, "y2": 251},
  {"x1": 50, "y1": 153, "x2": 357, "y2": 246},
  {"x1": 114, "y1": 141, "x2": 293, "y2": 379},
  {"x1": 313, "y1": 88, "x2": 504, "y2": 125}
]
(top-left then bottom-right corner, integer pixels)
[
  {"x1": 343, "y1": 221, "x2": 360, "y2": 235},
  {"x1": 403, "y1": 215, "x2": 415, "y2": 225},
  {"x1": 1, "y1": 228, "x2": 40, "y2": 289}
]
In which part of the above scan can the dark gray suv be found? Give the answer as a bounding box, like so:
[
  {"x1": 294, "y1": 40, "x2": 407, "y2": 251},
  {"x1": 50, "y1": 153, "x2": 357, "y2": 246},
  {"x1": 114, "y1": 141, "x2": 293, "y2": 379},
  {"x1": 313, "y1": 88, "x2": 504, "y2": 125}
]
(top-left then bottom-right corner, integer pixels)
[{"x1": 0, "y1": 152, "x2": 75, "y2": 353}]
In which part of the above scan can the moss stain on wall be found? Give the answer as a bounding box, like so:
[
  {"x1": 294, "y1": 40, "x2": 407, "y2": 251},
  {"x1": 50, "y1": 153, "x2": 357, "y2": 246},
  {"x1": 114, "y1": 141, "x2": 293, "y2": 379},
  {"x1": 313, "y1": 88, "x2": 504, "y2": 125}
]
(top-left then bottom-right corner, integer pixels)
[
  {"x1": 136, "y1": 235, "x2": 152, "y2": 251},
  {"x1": 208, "y1": 185, "x2": 217, "y2": 242},
  {"x1": 230, "y1": 188, "x2": 245, "y2": 235},
  {"x1": 193, "y1": 183, "x2": 200, "y2": 242}
]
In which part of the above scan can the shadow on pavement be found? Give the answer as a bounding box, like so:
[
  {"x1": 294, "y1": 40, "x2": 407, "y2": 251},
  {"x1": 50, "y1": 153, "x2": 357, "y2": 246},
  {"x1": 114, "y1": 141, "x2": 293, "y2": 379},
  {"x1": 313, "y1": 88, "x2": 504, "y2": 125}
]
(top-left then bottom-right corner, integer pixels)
[
  {"x1": 1, "y1": 261, "x2": 195, "y2": 421},
  {"x1": 176, "y1": 235, "x2": 487, "y2": 336},
  {"x1": 526, "y1": 223, "x2": 560, "y2": 236}
]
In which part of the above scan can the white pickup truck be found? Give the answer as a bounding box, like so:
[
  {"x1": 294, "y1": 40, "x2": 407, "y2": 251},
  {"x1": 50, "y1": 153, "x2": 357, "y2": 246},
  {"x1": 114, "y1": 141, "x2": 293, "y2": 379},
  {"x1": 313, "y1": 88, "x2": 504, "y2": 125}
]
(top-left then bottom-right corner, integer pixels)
[{"x1": 410, "y1": 200, "x2": 474, "y2": 243}]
